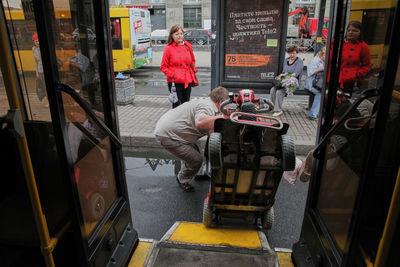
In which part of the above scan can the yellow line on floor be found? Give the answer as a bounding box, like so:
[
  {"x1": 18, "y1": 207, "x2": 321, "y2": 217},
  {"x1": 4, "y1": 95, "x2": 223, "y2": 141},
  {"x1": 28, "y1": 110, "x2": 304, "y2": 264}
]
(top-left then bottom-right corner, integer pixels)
[
  {"x1": 128, "y1": 241, "x2": 153, "y2": 267},
  {"x1": 168, "y1": 222, "x2": 262, "y2": 248},
  {"x1": 276, "y1": 252, "x2": 294, "y2": 267}
]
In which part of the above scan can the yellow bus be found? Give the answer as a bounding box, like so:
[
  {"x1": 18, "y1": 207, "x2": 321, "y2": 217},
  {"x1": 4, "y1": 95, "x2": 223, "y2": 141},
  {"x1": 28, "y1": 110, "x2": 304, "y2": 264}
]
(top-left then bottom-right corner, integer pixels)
[
  {"x1": 5, "y1": 7, "x2": 151, "y2": 73},
  {"x1": 110, "y1": 8, "x2": 152, "y2": 72}
]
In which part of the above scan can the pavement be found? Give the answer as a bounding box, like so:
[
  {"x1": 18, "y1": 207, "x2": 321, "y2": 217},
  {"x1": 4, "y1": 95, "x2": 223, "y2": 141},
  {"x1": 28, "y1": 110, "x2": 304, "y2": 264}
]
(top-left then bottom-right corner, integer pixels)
[{"x1": 118, "y1": 94, "x2": 317, "y2": 157}]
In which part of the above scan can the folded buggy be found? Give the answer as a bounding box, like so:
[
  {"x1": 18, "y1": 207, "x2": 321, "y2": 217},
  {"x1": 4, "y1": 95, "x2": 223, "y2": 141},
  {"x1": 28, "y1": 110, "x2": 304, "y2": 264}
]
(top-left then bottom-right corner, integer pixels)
[{"x1": 203, "y1": 89, "x2": 296, "y2": 229}]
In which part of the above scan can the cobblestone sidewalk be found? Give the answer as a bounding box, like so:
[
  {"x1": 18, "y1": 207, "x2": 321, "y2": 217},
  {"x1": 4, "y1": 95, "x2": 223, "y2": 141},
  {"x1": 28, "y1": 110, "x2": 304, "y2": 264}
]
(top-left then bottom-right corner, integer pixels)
[{"x1": 118, "y1": 95, "x2": 317, "y2": 155}]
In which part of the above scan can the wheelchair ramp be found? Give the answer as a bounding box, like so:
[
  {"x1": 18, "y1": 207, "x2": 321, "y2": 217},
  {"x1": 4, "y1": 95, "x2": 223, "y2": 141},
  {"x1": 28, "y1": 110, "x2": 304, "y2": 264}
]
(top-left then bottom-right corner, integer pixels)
[{"x1": 143, "y1": 222, "x2": 276, "y2": 267}]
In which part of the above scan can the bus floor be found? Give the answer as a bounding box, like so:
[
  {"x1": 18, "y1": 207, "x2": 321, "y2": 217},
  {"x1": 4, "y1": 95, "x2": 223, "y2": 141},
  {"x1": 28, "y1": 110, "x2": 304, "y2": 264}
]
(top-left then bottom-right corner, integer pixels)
[{"x1": 127, "y1": 221, "x2": 294, "y2": 267}]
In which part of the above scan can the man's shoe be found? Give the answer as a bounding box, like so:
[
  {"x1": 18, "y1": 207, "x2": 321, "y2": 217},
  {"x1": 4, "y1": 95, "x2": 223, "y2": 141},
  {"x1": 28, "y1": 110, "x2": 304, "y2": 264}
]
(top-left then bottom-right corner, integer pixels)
[
  {"x1": 308, "y1": 116, "x2": 317, "y2": 121},
  {"x1": 272, "y1": 111, "x2": 283, "y2": 117},
  {"x1": 176, "y1": 178, "x2": 195, "y2": 192}
]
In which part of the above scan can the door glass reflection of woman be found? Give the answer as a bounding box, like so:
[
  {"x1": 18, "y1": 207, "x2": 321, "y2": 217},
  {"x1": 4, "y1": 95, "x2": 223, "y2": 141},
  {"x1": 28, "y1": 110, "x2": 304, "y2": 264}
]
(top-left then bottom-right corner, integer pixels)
[
  {"x1": 160, "y1": 25, "x2": 198, "y2": 108},
  {"x1": 270, "y1": 46, "x2": 303, "y2": 117},
  {"x1": 339, "y1": 21, "x2": 371, "y2": 98}
]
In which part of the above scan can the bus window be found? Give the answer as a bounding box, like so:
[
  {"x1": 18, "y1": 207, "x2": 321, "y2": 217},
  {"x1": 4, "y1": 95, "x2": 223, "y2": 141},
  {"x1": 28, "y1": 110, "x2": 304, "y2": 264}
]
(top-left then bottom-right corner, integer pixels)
[{"x1": 111, "y1": 18, "x2": 122, "y2": 50}]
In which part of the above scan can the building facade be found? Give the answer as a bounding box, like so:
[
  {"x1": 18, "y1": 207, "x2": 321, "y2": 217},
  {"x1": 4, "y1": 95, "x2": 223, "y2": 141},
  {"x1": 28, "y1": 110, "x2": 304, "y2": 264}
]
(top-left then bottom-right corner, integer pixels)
[{"x1": 109, "y1": 0, "x2": 212, "y2": 31}]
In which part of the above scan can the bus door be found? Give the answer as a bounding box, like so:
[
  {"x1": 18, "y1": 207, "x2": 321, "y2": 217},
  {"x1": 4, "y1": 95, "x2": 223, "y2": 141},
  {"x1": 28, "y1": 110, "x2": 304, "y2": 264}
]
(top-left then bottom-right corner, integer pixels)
[
  {"x1": 29, "y1": 0, "x2": 137, "y2": 265},
  {"x1": 293, "y1": 0, "x2": 400, "y2": 266}
]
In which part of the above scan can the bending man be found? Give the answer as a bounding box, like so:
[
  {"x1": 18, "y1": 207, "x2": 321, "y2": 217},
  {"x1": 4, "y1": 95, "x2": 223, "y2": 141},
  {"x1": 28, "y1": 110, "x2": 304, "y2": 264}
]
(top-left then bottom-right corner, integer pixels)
[{"x1": 154, "y1": 86, "x2": 230, "y2": 192}]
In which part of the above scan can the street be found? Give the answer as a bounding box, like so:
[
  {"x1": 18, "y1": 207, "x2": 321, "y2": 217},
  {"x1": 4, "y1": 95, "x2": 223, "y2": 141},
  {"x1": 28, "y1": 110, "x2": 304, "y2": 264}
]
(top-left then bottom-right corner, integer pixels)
[
  {"x1": 125, "y1": 156, "x2": 309, "y2": 249},
  {"x1": 131, "y1": 66, "x2": 212, "y2": 97}
]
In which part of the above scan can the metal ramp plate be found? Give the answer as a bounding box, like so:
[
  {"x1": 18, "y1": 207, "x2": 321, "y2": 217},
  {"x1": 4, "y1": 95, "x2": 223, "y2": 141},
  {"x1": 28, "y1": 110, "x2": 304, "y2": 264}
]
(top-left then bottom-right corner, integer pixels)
[{"x1": 143, "y1": 222, "x2": 276, "y2": 267}]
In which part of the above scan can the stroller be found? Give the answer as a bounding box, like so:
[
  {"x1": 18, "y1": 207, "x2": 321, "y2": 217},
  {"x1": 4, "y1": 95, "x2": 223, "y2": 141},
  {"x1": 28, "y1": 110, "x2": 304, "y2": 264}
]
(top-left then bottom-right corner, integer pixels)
[{"x1": 203, "y1": 89, "x2": 296, "y2": 229}]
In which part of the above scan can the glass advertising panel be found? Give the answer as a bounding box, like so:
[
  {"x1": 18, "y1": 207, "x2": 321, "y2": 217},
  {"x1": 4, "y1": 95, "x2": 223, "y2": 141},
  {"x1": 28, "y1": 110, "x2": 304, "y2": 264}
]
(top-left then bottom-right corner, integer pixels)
[{"x1": 223, "y1": 0, "x2": 284, "y2": 83}]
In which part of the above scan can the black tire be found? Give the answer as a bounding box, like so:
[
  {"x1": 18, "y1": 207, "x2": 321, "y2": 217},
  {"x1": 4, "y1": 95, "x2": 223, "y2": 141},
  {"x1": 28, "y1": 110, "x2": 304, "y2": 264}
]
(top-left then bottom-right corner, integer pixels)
[
  {"x1": 203, "y1": 198, "x2": 213, "y2": 228},
  {"x1": 209, "y1": 132, "x2": 222, "y2": 169},
  {"x1": 262, "y1": 207, "x2": 274, "y2": 230},
  {"x1": 84, "y1": 192, "x2": 105, "y2": 222},
  {"x1": 174, "y1": 160, "x2": 181, "y2": 176},
  {"x1": 281, "y1": 134, "x2": 296, "y2": 171}
]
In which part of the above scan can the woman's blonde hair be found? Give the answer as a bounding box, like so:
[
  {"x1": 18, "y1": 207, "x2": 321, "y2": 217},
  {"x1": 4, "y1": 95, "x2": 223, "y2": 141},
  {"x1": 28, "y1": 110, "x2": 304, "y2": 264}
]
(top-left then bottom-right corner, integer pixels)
[{"x1": 167, "y1": 25, "x2": 184, "y2": 44}]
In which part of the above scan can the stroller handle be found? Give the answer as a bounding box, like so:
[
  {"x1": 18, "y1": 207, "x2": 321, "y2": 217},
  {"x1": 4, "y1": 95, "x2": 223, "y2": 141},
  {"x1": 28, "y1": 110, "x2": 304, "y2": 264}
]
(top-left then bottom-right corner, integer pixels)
[
  {"x1": 230, "y1": 112, "x2": 283, "y2": 130},
  {"x1": 220, "y1": 99, "x2": 234, "y2": 115},
  {"x1": 220, "y1": 98, "x2": 274, "y2": 115}
]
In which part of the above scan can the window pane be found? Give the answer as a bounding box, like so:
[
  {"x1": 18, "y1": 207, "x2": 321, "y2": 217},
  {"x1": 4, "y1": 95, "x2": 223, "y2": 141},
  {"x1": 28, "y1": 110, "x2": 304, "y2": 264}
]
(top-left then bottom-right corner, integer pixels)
[
  {"x1": 183, "y1": 7, "x2": 201, "y2": 28},
  {"x1": 111, "y1": 18, "x2": 122, "y2": 50},
  {"x1": 2, "y1": 3, "x2": 52, "y2": 121}
]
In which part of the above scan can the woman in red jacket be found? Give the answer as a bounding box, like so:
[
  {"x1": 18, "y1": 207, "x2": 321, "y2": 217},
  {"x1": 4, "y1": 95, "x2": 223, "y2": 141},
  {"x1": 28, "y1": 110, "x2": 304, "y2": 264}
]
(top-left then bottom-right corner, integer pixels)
[
  {"x1": 339, "y1": 21, "x2": 371, "y2": 98},
  {"x1": 161, "y1": 25, "x2": 198, "y2": 108}
]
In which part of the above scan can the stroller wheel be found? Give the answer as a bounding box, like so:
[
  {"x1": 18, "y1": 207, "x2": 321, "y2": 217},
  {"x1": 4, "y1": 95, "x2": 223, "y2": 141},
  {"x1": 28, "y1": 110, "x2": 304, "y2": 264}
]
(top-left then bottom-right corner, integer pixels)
[
  {"x1": 209, "y1": 133, "x2": 222, "y2": 169},
  {"x1": 262, "y1": 207, "x2": 274, "y2": 230},
  {"x1": 203, "y1": 198, "x2": 213, "y2": 228},
  {"x1": 281, "y1": 135, "x2": 296, "y2": 171}
]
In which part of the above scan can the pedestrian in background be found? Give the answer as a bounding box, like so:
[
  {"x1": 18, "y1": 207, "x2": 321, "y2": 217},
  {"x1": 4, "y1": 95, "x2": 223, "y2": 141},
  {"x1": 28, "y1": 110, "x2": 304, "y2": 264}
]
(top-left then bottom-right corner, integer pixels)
[
  {"x1": 270, "y1": 46, "x2": 303, "y2": 117},
  {"x1": 154, "y1": 87, "x2": 229, "y2": 192},
  {"x1": 161, "y1": 25, "x2": 198, "y2": 108},
  {"x1": 305, "y1": 46, "x2": 326, "y2": 120}
]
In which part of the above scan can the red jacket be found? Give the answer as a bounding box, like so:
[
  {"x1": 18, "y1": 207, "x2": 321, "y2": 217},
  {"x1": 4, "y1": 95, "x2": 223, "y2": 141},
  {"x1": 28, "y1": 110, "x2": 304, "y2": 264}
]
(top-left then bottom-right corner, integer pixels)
[
  {"x1": 339, "y1": 40, "x2": 371, "y2": 87},
  {"x1": 160, "y1": 41, "x2": 197, "y2": 88}
]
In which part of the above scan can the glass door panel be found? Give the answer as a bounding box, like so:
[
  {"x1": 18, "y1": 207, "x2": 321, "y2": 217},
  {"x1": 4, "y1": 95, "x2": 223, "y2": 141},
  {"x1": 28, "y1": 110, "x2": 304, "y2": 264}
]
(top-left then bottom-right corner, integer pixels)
[
  {"x1": 2, "y1": 0, "x2": 52, "y2": 121},
  {"x1": 316, "y1": 98, "x2": 374, "y2": 253},
  {"x1": 62, "y1": 90, "x2": 117, "y2": 237},
  {"x1": 50, "y1": 0, "x2": 118, "y2": 238},
  {"x1": 316, "y1": 0, "x2": 397, "y2": 256}
]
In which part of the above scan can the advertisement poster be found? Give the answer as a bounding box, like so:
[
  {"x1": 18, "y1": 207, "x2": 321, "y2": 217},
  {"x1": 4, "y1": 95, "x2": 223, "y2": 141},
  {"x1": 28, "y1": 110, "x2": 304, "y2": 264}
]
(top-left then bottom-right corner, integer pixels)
[{"x1": 224, "y1": 0, "x2": 283, "y2": 82}]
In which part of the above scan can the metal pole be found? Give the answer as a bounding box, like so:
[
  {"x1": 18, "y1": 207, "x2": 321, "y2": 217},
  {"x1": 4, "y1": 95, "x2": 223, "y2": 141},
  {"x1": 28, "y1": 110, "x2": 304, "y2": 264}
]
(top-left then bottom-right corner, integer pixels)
[{"x1": 314, "y1": 0, "x2": 327, "y2": 55}]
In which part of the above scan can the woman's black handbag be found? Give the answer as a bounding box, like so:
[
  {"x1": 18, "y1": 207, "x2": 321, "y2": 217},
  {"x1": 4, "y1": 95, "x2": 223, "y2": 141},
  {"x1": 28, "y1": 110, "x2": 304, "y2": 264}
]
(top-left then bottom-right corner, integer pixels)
[{"x1": 312, "y1": 71, "x2": 324, "y2": 91}]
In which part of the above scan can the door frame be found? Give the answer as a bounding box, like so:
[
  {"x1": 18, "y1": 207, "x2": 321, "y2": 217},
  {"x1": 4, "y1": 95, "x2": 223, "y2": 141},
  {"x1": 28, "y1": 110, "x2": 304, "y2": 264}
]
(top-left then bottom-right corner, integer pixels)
[
  {"x1": 32, "y1": 0, "x2": 137, "y2": 265},
  {"x1": 292, "y1": 0, "x2": 400, "y2": 266}
]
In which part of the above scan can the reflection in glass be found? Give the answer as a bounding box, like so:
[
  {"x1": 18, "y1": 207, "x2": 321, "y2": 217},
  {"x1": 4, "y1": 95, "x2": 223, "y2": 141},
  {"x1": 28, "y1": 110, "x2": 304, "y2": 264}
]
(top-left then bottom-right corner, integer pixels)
[
  {"x1": 2, "y1": 1, "x2": 51, "y2": 121},
  {"x1": 317, "y1": 98, "x2": 375, "y2": 252},
  {"x1": 63, "y1": 91, "x2": 117, "y2": 237}
]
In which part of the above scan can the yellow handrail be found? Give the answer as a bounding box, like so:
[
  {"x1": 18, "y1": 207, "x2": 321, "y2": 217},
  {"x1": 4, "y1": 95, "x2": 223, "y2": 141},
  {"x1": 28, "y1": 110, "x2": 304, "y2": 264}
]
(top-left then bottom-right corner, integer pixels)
[
  {"x1": 374, "y1": 167, "x2": 400, "y2": 267},
  {"x1": 0, "y1": 10, "x2": 56, "y2": 267}
]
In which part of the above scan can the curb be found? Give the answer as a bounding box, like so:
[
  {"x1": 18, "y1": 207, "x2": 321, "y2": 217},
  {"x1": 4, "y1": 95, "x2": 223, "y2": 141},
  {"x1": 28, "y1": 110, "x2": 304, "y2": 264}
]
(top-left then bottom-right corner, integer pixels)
[{"x1": 121, "y1": 134, "x2": 314, "y2": 157}]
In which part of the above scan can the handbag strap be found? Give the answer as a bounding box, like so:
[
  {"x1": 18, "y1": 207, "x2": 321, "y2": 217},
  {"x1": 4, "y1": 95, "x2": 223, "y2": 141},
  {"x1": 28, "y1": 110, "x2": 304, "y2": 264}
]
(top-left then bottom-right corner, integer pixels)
[{"x1": 184, "y1": 43, "x2": 196, "y2": 71}]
